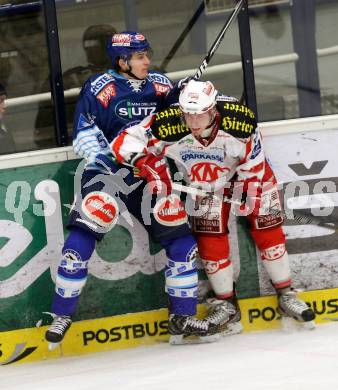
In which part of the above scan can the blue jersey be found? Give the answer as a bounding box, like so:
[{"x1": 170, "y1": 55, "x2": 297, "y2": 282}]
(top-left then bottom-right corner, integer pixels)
[{"x1": 72, "y1": 69, "x2": 174, "y2": 167}]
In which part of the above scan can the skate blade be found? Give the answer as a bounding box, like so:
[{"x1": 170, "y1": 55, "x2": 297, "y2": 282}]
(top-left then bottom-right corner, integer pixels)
[
  {"x1": 281, "y1": 316, "x2": 316, "y2": 332},
  {"x1": 169, "y1": 333, "x2": 220, "y2": 345},
  {"x1": 220, "y1": 321, "x2": 244, "y2": 337},
  {"x1": 48, "y1": 342, "x2": 61, "y2": 351}
]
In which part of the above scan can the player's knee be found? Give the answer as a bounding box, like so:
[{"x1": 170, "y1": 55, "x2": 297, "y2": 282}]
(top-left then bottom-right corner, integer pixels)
[
  {"x1": 196, "y1": 233, "x2": 229, "y2": 260},
  {"x1": 261, "y1": 243, "x2": 286, "y2": 261},
  {"x1": 201, "y1": 258, "x2": 234, "y2": 299},
  {"x1": 53, "y1": 228, "x2": 96, "y2": 300},
  {"x1": 160, "y1": 234, "x2": 197, "y2": 262},
  {"x1": 201, "y1": 257, "x2": 232, "y2": 274},
  {"x1": 251, "y1": 225, "x2": 286, "y2": 250},
  {"x1": 260, "y1": 244, "x2": 291, "y2": 289},
  {"x1": 55, "y1": 243, "x2": 92, "y2": 299}
]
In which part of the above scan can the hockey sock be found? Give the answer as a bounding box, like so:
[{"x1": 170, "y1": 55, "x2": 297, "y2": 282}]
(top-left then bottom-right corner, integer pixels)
[
  {"x1": 161, "y1": 235, "x2": 198, "y2": 316},
  {"x1": 51, "y1": 227, "x2": 96, "y2": 316}
]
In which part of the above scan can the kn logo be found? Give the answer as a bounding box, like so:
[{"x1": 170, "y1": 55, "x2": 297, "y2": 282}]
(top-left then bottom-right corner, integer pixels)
[
  {"x1": 190, "y1": 162, "x2": 229, "y2": 182},
  {"x1": 0, "y1": 343, "x2": 37, "y2": 365}
]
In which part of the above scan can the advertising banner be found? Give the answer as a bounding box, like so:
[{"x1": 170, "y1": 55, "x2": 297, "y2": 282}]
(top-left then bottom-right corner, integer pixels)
[
  {"x1": 1, "y1": 124, "x2": 338, "y2": 365},
  {"x1": 0, "y1": 158, "x2": 259, "y2": 334},
  {"x1": 260, "y1": 128, "x2": 338, "y2": 294}
]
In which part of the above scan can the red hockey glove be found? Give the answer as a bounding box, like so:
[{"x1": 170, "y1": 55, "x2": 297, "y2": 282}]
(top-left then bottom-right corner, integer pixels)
[{"x1": 134, "y1": 154, "x2": 172, "y2": 195}]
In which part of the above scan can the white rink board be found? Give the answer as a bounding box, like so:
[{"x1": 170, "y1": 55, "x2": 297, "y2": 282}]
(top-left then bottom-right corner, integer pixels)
[{"x1": 259, "y1": 121, "x2": 338, "y2": 294}]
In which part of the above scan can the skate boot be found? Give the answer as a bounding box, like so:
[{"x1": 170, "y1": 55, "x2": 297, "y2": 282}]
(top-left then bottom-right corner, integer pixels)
[
  {"x1": 277, "y1": 290, "x2": 315, "y2": 329},
  {"x1": 168, "y1": 314, "x2": 220, "y2": 345},
  {"x1": 207, "y1": 297, "x2": 243, "y2": 336},
  {"x1": 45, "y1": 315, "x2": 72, "y2": 347}
]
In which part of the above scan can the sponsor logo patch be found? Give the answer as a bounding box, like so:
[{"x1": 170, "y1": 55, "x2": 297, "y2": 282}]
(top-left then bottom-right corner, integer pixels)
[
  {"x1": 115, "y1": 99, "x2": 157, "y2": 120},
  {"x1": 97, "y1": 84, "x2": 116, "y2": 108},
  {"x1": 153, "y1": 82, "x2": 171, "y2": 96},
  {"x1": 261, "y1": 244, "x2": 285, "y2": 260},
  {"x1": 190, "y1": 162, "x2": 228, "y2": 182},
  {"x1": 203, "y1": 260, "x2": 219, "y2": 274},
  {"x1": 180, "y1": 152, "x2": 224, "y2": 163},
  {"x1": 61, "y1": 249, "x2": 82, "y2": 274},
  {"x1": 82, "y1": 192, "x2": 118, "y2": 228},
  {"x1": 91, "y1": 73, "x2": 114, "y2": 95},
  {"x1": 148, "y1": 73, "x2": 171, "y2": 85},
  {"x1": 0, "y1": 343, "x2": 37, "y2": 365},
  {"x1": 153, "y1": 194, "x2": 187, "y2": 226},
  {"x1": 111, "y1": 33, "x2": 145, "y2": 47}
]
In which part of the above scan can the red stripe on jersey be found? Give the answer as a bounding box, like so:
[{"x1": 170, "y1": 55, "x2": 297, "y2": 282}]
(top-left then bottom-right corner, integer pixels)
[
  {"x1": 247, "y1": 161, "x2": 265, "y2": 174},
  {"x1": 162, "y1": 143, "x2": 171, "y2": 155},
  {"x1": 143, "y1": 115, "x2": 155, "y2": 129},
  {"x1": 239, "y1": 138, "x2": 252, "y2": 165},
  {"x1": 112, "y1": 131, "x2": 128, "y2": 162},
  {"x1": 148, "y1": 138, "x2": 160, "y2": 148}
]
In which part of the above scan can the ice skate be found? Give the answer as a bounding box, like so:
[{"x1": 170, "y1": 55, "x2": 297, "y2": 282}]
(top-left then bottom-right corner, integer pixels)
[
  {"x1": 168, "y1": 314, "x2": 220, "y2": 345},
  {"x1": 207, "y1": 298, "x2": 243, "y2": 336},
  {"x1": 277, "y1": 290, "x2": 315, "y2": 330},
  {"x1": 45, "y1": 315, "x2": 72, "y2": 349}
]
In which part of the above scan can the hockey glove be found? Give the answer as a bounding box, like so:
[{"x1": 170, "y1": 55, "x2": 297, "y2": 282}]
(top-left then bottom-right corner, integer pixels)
[{"x1": 134, "y1": 154, "x2": 172, "y2": 195}]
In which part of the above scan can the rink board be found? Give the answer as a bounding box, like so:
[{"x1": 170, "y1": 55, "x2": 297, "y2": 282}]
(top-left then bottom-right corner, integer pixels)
[
  {"x1": 1, "y1": 115, "x2": 338, "y2": 365},
  {"x1": 1, "y1": 287, "x2": 338, "y2": 366}
]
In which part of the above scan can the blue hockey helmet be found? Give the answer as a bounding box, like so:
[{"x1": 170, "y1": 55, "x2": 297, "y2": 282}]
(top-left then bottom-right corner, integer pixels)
[{"x1": 106, "y1": 31, "x2": 151, "y2": 70}]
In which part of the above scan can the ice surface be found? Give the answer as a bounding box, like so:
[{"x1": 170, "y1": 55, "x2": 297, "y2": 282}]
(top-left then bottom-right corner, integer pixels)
[{"x1": 2, "y1": 323, "x2": 338, "y2": 390}]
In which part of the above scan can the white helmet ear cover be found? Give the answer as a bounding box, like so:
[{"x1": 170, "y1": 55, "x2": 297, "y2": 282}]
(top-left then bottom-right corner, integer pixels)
[{"x1": 179, "y1": 79, "x2": 218, "y2": 114}]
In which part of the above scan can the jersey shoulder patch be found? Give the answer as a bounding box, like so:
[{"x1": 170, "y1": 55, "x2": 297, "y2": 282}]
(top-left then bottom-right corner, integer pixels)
[
  {"x1": 89, "y1": 72, "x2": 115, "y2": 96},
  {"x1": 148, "y1": 71, "x2": 172, "y2": 86},
  {"x1": 151, "y1": 106, "x2": 190, "y2": 142},
  {"x1": 216, "y1": 100, "x2": 257, "y2": 139}
]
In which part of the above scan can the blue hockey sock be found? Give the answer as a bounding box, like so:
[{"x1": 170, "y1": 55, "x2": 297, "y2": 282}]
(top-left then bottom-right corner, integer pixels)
[
  {"x1": 52, "y1": 227, "x2": 96, "y2": 316},
  {"x1": 161, "y1": 235, "x2": 198, "y2": 316}
]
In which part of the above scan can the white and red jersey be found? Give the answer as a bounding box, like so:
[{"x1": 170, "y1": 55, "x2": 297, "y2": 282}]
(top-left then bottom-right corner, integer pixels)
[{"x1": 111, "y1": 98, "x2": 267, "y2": 189}]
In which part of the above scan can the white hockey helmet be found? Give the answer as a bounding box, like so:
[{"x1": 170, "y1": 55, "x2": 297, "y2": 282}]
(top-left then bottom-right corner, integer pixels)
[{"x1": 179, "y1": 79, "x2": 218, "y2": 114}]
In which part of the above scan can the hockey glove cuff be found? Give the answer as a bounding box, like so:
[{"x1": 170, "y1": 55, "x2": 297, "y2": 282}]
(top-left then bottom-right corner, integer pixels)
[{"x1": 134, "y1": 154, "x2": 172, "y2": 195}]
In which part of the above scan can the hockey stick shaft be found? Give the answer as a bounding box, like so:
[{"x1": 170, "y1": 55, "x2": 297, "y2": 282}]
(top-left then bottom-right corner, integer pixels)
[
  {"x1": 194, "y1": 0, "x2": 245, "y2": 80},
  {"x1": 172, "y1": 182, "x2": 337, "y2": 232}
]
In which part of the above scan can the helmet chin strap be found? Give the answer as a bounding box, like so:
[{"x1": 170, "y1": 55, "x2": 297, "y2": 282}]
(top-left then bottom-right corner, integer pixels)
[
  {"x1": 200, "y1": 110, "x2": 217, "y2": 138},
  {"x1": 125, "y1": 61, "x2": 144, "y2": 80}
]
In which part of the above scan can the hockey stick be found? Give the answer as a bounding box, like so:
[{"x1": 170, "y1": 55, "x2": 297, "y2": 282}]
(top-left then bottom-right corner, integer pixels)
[
  {"x1": 172, "y1": 182, "x2": 338, "y2": 232},
  {"x1": 159, "y1": 0, "x2": 210, "y2": 73},
  {"x1": 194, "y1": 0, "x2": 245, "y2": 80}
]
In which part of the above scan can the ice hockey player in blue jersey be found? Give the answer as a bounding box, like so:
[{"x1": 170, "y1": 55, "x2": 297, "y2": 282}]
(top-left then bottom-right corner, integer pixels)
[{"x1": 45, "y1": 31, "x2": 219, "y2": 347}]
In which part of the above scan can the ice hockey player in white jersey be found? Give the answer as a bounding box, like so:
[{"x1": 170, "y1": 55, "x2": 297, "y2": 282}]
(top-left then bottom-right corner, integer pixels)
[{"x1": 111, "y1": 79, "x2": 316, "y2": 332}]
